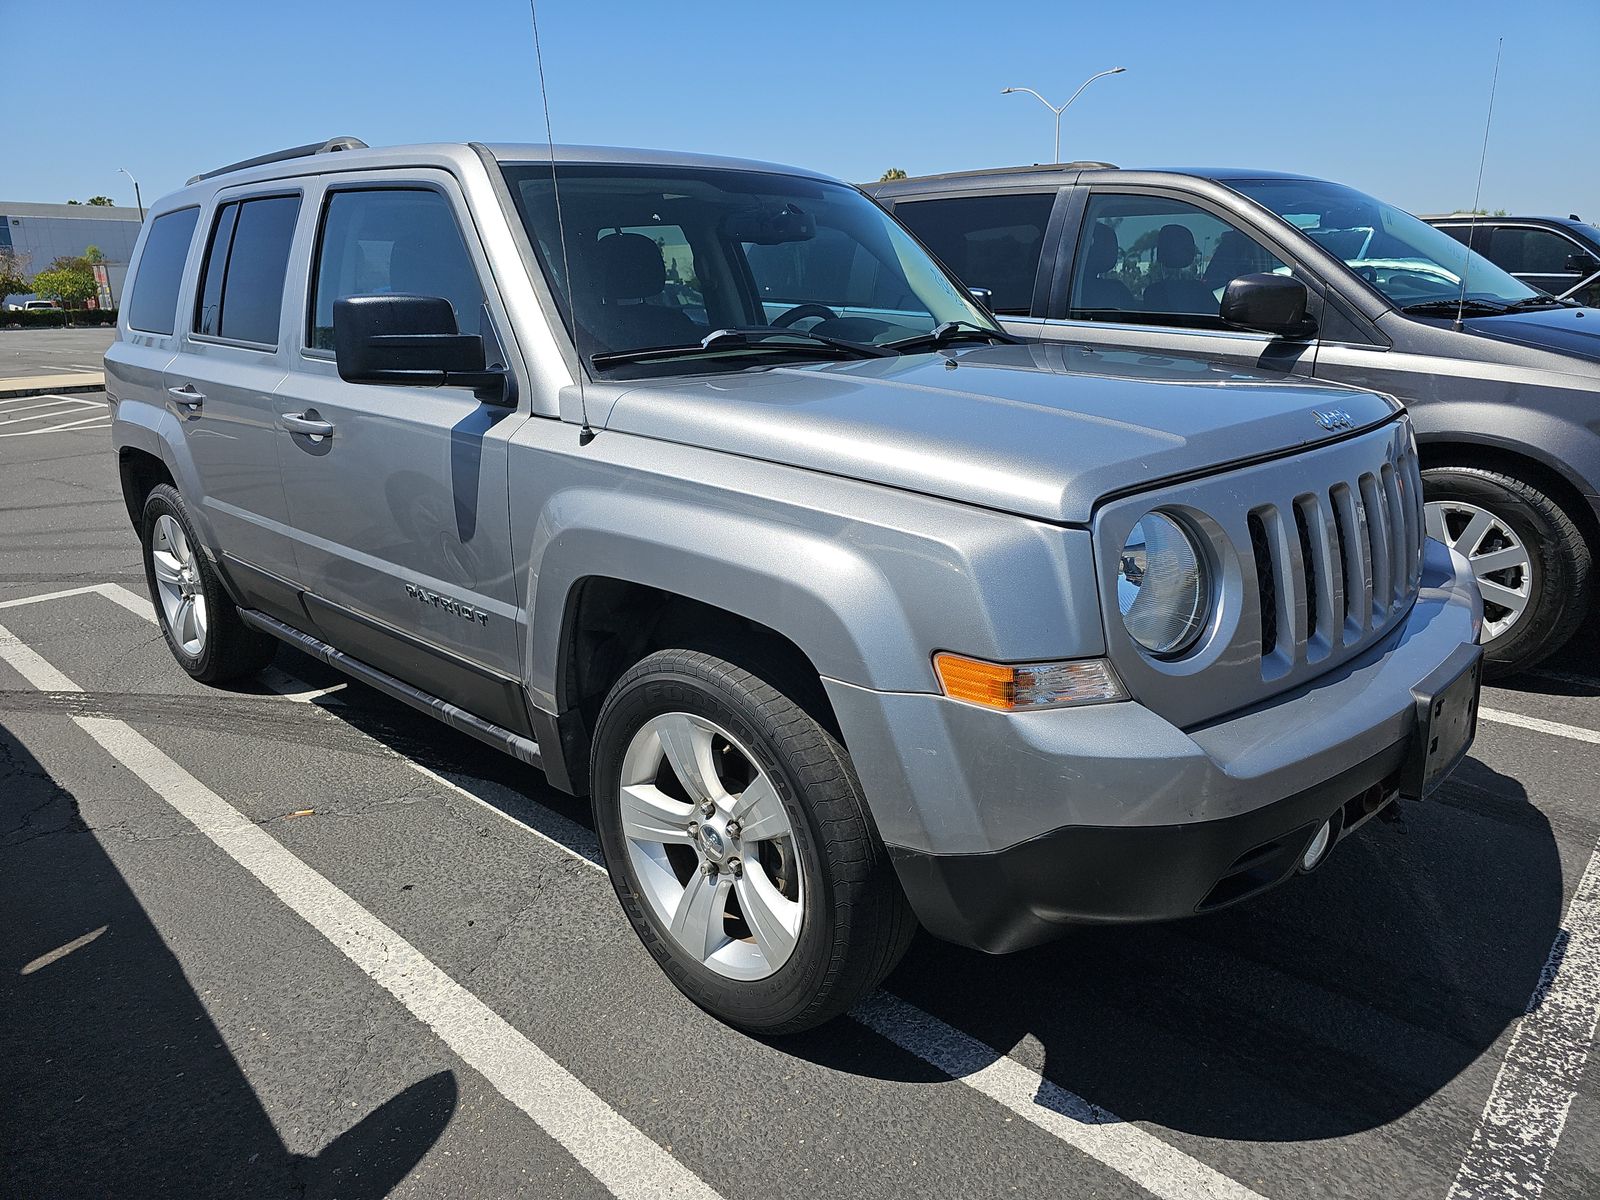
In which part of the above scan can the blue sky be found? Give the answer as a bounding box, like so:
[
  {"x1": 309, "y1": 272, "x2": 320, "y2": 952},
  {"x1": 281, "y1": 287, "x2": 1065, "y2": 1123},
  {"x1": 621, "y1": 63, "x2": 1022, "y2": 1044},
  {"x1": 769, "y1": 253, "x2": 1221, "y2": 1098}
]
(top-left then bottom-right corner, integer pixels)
[{"x1": 7, "y1": 0, "x2": 1596, "y2": 217}]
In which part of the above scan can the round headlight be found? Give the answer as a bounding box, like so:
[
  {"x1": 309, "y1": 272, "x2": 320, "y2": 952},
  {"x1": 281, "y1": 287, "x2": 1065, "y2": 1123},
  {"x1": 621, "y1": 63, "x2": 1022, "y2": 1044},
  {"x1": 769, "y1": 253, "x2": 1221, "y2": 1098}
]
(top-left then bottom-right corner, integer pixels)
[{"x1": 1117, "y1": 513, "x2": 1209, "y2": 656}]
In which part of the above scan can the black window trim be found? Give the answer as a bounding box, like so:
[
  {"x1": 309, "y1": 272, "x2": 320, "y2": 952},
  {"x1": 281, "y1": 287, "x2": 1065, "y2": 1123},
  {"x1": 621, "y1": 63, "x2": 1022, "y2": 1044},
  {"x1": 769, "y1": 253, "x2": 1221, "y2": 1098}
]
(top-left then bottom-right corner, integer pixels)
[
  {"x1": 188, "y1": 187, "x2": 304, "y2": 353},
  {"x1": 302, "y1": 179, "x2": 498, "y2": 363},
  {"x1": 126, "y1": 204, "x2": 203, "y2": 337}
]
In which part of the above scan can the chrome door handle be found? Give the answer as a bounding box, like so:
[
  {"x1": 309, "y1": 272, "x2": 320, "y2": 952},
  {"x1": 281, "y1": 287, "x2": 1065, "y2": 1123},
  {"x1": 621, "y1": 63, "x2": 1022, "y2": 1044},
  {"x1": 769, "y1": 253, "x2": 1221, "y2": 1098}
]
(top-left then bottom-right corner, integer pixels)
[
  {"x1": 166, "y1": 384, "x2": 205, "y2": 409},
  {"x1": 282, "y1": 412, "x2": 335, "y2": 438}
]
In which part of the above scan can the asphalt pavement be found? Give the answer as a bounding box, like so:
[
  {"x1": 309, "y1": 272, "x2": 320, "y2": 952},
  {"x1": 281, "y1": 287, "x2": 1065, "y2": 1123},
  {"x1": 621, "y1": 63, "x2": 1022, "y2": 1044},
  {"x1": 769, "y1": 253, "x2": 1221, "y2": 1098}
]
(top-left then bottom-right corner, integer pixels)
[
  {"x1": 2, "y1": 395, "x2": 1598, "y2": 1200},
  {"x1": 0, "y1": 326, "x2": 115, "y2": 381}
]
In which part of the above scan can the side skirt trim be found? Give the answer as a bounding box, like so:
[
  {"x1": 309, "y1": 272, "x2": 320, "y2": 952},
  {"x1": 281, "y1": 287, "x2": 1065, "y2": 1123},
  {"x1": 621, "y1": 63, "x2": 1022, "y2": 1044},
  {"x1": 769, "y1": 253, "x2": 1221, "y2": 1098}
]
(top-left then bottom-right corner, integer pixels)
[{"x1": 239, "y1": 608, "x2": 543, "y2": 769}]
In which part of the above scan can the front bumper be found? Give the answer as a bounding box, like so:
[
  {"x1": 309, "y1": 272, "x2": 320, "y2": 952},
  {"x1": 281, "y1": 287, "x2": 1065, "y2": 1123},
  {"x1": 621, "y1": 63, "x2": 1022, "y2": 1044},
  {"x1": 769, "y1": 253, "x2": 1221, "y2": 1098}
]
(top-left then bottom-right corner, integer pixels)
[{"x1": 824, "y1": 537, "x2": 1482, "y2": 953}]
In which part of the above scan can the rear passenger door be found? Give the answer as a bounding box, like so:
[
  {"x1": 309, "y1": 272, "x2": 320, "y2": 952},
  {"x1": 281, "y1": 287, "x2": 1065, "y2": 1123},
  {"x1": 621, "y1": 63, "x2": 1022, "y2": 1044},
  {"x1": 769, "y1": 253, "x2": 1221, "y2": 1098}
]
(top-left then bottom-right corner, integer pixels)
[
  {"x1": 273, "y1": 173, "x2": 531, "y2": 735},
  {"x1": 1038, "y1": 188, "x2": 1319, "y2": 375},
  {"x1": 163, "y1": 189, "x2": 304, "y2": 616}
]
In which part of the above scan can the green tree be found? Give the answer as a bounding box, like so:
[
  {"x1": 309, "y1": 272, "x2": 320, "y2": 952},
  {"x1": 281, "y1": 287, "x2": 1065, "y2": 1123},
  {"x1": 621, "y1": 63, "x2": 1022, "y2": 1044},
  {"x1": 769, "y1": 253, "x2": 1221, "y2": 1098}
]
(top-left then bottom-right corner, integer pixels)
[
  {"x1": 879, "y1": 168, "x2": 908, "y2": 182},
  {"x1": 31, "y1": 263, "x2": 96, "y2": 311},
  {"x1": 86, "y1": 196, "x2": 115, "y2": 206},
  {"x1": 83, "y1": 244, "x2": 105, "y2": 264},
  {"x1": 0, "y1": 249, "x2": 30, "y2": 300}
]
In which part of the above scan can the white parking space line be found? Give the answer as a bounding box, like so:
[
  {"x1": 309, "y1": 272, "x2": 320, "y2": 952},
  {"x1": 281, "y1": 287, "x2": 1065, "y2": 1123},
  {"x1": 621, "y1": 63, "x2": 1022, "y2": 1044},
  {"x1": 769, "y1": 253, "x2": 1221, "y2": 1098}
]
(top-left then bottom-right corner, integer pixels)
[
  {"x1": 75, "y1": 582, "x2": 1263, "y2": 1199},
  {"x1": 0, "y1": 397, "x2": 100, "y2": 420},
  {"x1": 1447, "y1": 839, "x2": 1600, "y2": 1200},
  {"x1": 0, "y1": 413, "x2": 115, "y2": 439},
  {"x1": 0, "y1": 584, "x2": 108, "y2": 610},
  {"x1": 0, "y1": 619, "x2": 724, "y2": 1200},
  {"x1": 1479, "y1": 708, "x2": 1600, "y2": 747},
  {"x1": 853, "y1": 993, "x2": 1269, "y2": 1200}
]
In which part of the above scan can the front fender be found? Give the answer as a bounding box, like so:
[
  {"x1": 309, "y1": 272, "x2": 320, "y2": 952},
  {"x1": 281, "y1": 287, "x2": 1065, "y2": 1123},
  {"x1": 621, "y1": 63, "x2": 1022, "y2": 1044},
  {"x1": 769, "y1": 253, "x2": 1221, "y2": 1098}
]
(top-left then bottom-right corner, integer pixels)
[{"x1": 511, "y1": 431, "x2": 1105, "y2": 716}]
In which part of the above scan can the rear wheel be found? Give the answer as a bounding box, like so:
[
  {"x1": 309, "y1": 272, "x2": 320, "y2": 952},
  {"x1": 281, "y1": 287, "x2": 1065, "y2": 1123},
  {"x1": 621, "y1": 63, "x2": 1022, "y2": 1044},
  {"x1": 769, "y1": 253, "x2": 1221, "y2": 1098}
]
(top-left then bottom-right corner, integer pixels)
[
  {"x1": 1422, "y1": 467, "x2": 1592, "y2": 678},
  {"x1": 140, "y1": 484, "x2": 276, "y2": 683},
  {"x1": 591, "y1": 648, "x2": 914, "y2": 1034}
]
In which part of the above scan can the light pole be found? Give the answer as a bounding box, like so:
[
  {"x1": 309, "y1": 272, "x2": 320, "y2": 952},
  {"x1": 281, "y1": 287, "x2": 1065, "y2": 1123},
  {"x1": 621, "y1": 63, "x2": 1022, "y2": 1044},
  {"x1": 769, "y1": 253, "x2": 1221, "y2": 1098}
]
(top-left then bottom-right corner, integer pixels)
[
  {"x1": 1001, "y1": 67, "x2": 1126, "y2": 163},
  {"x1": 118, "y1": 167, "x2": 144, "y2": 222}
]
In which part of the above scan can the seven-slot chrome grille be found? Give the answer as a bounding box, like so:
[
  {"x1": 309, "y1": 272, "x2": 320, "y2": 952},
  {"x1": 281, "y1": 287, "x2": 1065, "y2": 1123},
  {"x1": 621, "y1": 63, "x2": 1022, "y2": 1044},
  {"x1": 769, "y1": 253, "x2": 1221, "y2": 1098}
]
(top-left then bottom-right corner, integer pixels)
[{"x1": 1246, "y1": 435, "x2": 1424, "y2": 679}]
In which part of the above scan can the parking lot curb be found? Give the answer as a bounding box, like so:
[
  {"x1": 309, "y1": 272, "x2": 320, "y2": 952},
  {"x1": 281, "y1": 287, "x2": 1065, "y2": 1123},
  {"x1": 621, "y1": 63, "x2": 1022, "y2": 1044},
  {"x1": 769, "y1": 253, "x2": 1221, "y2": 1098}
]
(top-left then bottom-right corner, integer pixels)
[{"x1": 0, "y1": 373, "x2": 105, "y2": 399}]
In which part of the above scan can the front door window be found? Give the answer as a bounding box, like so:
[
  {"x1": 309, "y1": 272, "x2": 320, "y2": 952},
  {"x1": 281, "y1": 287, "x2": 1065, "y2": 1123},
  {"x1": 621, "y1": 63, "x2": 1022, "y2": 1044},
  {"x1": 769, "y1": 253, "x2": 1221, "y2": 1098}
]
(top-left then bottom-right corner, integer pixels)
[{"x1": 1068, "y1": 194, "x2": 1289, "y2": 329}]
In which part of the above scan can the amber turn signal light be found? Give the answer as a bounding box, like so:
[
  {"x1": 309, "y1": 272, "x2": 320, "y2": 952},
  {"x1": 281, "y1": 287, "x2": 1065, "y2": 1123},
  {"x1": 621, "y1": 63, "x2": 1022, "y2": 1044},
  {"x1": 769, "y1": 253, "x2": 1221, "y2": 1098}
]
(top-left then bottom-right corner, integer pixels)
[{"x1": 932, "y1": 653, "x2": 1128, "y2": 711}]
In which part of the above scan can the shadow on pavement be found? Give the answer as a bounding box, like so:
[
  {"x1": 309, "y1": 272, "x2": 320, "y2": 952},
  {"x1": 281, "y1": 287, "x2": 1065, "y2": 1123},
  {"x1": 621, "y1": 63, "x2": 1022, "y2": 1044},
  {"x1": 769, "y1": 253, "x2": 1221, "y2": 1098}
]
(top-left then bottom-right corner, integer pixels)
[
  {"x1": 0, "y1": 724, "x2": 457, "y2": 1198},
  {"x1": 794, "y1": 757, "x2": 1560, "y2": 1143},
  {"x1": 230, "y1": 648, "x2": 1564, "y2": 1145}
]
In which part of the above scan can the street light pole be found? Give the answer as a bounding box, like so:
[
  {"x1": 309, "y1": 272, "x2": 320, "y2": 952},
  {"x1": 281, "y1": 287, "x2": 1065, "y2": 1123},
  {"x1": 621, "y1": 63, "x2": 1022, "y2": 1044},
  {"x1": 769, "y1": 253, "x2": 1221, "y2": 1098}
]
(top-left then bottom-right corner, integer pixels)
[
  {"x1": 118, "y1": 168, "x2": 144, "y2": 222},
  {"x1": 1001, "y1": 67, "x2": 1127, "y2": 163}
]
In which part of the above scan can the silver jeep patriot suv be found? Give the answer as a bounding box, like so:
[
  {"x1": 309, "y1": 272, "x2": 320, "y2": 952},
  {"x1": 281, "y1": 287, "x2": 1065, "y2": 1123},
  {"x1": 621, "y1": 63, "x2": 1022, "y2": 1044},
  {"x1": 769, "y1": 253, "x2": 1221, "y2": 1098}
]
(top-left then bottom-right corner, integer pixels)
[{"x1": 107, "y1": 138, "x2": 1485, "y2": 1033}]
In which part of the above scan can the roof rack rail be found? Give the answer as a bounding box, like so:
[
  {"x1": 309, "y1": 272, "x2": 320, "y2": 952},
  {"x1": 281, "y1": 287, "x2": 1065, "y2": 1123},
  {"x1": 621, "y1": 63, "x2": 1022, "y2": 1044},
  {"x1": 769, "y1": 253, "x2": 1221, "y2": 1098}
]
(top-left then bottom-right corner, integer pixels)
[{"x1": 186, "y1": 137, "x2": 368, "y2": 186}]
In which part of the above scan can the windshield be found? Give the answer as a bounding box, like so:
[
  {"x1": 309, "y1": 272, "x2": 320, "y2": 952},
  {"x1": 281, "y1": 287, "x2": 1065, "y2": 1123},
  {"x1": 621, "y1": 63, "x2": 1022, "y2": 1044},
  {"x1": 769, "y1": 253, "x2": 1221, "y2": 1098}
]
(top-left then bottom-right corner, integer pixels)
[
  {"x1": 1230, "y1": 178, "x2": 1543, "y2": 310},
  {"x1": 500, "y1": 162, "x2": 998, "y2": 374}
]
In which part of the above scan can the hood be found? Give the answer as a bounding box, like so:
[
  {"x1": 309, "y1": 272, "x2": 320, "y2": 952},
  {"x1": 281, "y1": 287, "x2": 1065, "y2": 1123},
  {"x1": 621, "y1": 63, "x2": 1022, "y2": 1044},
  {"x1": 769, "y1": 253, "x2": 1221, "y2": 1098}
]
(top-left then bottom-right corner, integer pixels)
[
  {"x1": 601, "y1": 343, "x2": 1400, "y2": 524},
  {"x1": 1451, "y1": 306, "x2": 1600, "y2": 363}
]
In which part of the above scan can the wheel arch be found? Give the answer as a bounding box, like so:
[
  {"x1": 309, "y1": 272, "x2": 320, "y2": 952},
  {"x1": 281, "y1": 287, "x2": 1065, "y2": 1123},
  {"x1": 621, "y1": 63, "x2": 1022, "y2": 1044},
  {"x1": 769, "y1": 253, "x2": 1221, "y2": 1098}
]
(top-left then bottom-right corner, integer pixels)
[
  {"x1": 117, "y1": 446, "x2": 176, "y2": 527},
  {"x1": 548, "y1": 577, "x2": 848, "y2": 797},
  {"x1": 1416, "y1": 435, "x2": 1600, "y2": 551}
]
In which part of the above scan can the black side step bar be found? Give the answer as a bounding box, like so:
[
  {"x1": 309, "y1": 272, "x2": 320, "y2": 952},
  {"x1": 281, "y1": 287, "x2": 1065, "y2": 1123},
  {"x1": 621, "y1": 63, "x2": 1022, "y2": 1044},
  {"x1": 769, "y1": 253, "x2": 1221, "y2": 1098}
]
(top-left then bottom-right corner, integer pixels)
[{"x1": 239, "y1": 609, "x2": 542, "y2": 769}]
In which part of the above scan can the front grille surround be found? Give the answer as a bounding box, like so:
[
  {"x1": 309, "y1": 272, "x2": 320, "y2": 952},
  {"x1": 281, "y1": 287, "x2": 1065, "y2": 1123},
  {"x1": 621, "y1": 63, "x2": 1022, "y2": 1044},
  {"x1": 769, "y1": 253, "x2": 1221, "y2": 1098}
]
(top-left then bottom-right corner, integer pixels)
[{"x1": 1091, "y1": 419, "x2": 1424, "y2": 730}]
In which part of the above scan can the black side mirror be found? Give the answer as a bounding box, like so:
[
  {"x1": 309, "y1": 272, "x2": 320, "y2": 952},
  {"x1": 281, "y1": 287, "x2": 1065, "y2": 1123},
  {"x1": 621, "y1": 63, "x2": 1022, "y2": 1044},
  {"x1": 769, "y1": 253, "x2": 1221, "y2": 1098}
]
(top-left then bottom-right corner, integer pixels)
[
  {"x1": 967, "y1": 287, "x2": 995, "y2": 310},
  {"x1": 334, "y1": 294, "x2": 508, "y2": 401},
  {"x1": 1565, "y1": 252, "x2": 1600, "y2": 275},
  {"x1": 1220, "y1": 273, "x2": 1316, "y2": 338}
]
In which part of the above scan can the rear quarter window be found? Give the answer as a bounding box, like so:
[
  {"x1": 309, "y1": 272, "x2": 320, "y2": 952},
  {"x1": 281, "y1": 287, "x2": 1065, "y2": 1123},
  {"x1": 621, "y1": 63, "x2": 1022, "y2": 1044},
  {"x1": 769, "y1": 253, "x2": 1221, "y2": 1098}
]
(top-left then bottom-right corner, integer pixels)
[{"x1": 126, "y1": 208, "x2": 200, "y2": 335}]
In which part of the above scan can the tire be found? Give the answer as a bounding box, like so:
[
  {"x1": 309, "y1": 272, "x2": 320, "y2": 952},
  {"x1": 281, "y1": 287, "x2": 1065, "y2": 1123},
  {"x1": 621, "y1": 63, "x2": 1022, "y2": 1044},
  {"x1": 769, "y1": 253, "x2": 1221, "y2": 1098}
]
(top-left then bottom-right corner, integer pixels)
[
  {"x1": 1422, "y1": 467, "x2": 1592, "y2": 678},
  {"x1": 591, "y1": 648, "x2": 915, "y2": 1034},
  {"x1": 140, "y1": 483, "x2": 276, "y2": 684}
]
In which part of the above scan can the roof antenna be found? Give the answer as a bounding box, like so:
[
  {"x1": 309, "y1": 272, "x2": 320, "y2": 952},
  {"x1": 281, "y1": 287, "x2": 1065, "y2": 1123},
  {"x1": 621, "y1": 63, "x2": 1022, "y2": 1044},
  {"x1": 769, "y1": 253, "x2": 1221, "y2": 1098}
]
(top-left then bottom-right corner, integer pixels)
[
  {"x1": 527, "y1": 0, "x2": 593, "y2": 444},
  {"x1": 1456, "y1": 37, "x2": 1504, "y2": 332}
]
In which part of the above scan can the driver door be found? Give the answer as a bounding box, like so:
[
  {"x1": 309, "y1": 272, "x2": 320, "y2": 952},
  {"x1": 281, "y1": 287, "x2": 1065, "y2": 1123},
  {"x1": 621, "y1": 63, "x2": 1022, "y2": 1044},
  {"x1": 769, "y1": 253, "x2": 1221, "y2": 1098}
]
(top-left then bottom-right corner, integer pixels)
[{"x1": 273, "y1": 173, "x2": 532, "y2": 735}]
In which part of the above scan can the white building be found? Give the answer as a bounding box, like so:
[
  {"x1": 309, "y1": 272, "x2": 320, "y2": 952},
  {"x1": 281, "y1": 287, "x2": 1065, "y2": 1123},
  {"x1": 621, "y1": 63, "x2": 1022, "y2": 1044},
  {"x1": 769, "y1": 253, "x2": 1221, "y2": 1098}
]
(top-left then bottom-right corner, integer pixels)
[{"x1": 1, "y1": 201, "x2": 143, "y2": 309}]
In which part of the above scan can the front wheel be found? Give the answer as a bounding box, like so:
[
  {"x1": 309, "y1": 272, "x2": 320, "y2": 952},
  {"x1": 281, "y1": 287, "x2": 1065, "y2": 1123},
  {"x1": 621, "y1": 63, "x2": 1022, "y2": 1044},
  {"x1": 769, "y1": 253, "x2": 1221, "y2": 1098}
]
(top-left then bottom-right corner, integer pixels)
[
  {"x1": 1422, "y1": 467, "x2": 1592, "y2": 678},
  {"x1": 591, "y1": 648, "x2": 914, "y2": 1034}
]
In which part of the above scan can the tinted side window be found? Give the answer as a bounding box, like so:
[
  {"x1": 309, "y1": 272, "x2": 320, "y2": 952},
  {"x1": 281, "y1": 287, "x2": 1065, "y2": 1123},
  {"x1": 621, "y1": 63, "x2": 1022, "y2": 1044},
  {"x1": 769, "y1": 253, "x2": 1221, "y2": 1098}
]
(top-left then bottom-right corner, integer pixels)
[
  {"x1": 310, "y1": 189, "x2": 485, "y2": 350},
  {"x1": 893, "y1": 193, "x2": 1055, "y2": 315},
  {"x1": 1486, "y1": 227, "x2": 1582, "y2": 275},
  {"x1": 127, "y1": 208, "x2": 200, "y2": 335},
  {"x1": 193, "y1": 195, "x2": 300, "y2": 345},
  {"x1": 1068, "y1": 193, "x2": 1288, "y2": 328}
]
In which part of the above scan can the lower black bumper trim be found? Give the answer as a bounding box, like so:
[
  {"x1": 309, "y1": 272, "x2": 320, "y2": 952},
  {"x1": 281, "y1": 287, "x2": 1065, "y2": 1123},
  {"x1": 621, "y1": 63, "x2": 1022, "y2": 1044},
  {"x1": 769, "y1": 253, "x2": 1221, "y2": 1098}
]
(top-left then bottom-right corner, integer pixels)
[{"x1": 888, "y1": 738, "x2": 1409, "y2": 954}]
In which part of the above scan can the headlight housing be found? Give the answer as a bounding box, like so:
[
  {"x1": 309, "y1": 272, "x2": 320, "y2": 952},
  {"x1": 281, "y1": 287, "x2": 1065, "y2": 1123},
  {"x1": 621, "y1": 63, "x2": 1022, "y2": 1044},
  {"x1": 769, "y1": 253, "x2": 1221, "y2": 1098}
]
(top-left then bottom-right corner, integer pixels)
[{"x1": 1117, "y1": 513, "x2": 1209, "y2": 656}]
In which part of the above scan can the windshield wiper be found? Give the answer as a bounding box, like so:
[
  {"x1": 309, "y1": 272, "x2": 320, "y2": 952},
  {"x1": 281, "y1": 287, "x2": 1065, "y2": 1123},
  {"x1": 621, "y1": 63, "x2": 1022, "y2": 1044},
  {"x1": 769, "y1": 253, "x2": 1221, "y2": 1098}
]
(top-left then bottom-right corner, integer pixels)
[
  {"x1": 1506, "y1": 295, "x2": 1570, "y2": 310},
  {"x1": 883, "y1": 320, "x2": 1019, "y2": 353},
  {"x1": 590, "y1": 326, "x2": 894, "y2": 368},
  {"x1": 1399, "y1": 298, "x2": 1512, "y2": 317}
]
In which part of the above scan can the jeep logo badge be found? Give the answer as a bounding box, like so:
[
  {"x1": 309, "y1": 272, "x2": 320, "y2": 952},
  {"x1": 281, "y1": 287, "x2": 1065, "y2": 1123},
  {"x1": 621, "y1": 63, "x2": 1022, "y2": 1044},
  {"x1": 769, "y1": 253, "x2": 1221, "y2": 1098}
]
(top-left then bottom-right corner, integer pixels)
[{"x1": 1313, "y1": 408, "x2": 1354, "y2": 432}]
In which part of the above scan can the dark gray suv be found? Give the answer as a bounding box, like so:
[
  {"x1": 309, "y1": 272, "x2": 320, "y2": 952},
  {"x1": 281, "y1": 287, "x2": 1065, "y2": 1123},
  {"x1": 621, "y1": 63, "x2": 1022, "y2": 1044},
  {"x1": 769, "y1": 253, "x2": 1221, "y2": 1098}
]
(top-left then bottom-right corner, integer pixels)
[{"x1": 871, "y1": 165, "x2": 1600, "y2": 676}]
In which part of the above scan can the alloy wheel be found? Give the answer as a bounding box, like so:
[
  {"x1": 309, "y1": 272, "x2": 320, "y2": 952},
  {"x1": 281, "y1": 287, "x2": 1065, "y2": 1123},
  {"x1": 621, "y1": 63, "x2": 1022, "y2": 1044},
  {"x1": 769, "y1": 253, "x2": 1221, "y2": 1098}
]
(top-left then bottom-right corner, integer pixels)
[
  {"x1": 617, "y1": 712, "x2": 803, "y2": 980},
  {"x1": 150, "y1": 514, "x2": 208, "y2": 656},
  {"x1": 1424, "y1": 499, "x2": 1532, "y2": 641}
]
